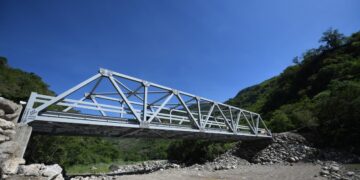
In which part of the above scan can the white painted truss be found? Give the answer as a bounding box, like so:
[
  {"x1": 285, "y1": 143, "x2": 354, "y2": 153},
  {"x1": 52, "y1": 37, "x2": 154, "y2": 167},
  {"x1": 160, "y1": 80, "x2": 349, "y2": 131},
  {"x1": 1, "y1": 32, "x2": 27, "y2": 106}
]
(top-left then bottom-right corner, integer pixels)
[{"x1": 20, "y1": 68, "x2": 272, "y2": 140}]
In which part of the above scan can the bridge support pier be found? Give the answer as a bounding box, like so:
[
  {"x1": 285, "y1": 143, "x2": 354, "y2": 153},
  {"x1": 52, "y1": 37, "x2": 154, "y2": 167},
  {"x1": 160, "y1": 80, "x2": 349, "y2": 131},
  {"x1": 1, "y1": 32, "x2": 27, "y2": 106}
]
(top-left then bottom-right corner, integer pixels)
[{"x1": 13, "y1": 124, "x2": 32, "y2": 159}]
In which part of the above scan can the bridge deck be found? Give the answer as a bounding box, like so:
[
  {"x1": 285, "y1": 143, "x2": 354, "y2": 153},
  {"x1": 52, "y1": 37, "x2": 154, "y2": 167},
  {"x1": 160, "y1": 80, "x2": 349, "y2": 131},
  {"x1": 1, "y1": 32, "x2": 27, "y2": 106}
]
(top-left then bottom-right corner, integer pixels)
[{"x1": 29, "y1": 112, "x2": 270, "y2": 140}]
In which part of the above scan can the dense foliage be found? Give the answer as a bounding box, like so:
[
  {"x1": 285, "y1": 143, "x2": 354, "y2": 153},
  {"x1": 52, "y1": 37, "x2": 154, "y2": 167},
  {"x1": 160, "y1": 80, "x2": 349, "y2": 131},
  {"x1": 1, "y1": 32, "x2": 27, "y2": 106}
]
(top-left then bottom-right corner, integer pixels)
[
  {"x1": 26, "y1": 136, "x2": 122, "y2": 166},
  {"x1": 0, "y1": 57, "x2": 55, "y2": 102},
  {"x1": 26, "y1": 136, "x2": 172, "y2": 167},
  {"x1": 167, "y1": 140, "x2": 235, "y2": 164},
  {"x1": 227, "y1": 29, "x2": 360, "y2": 153},
  {"x1": 108, "y1": 138, "x2": 171, "y2": 162}
]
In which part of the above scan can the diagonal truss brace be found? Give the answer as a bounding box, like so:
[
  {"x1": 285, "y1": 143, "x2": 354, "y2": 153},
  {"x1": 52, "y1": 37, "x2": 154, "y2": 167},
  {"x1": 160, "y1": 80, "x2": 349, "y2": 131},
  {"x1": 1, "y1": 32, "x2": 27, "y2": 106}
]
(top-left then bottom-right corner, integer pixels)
[{"x1": 109, "y1": 75, "x2": 142, "y2": 122}]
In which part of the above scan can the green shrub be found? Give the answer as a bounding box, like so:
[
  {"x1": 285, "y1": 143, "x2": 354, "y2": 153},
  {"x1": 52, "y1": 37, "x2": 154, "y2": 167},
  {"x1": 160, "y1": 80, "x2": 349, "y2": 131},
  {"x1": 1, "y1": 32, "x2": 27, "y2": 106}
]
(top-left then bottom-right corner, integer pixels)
[{"x1": 167, "y1": 140, "x2": 235, "y2": 164}]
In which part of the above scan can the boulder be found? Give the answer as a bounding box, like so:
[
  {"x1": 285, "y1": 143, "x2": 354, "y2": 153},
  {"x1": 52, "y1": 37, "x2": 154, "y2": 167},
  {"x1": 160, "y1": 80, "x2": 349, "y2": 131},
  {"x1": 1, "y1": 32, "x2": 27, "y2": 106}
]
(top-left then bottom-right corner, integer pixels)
[
  {"x1": 109, "y1": 164, "x2": 120, "y2": 172},
  {"x1": 4, "y1": 112, "x2": 21, "y2": 122},
  {"x1": 171, "y1": 163, "x2": 180, "y2": 168},
  {"x1": 0, "y1": 118, "x2": 15, "y2": 129},
  {"x1": 0, "y1": 134, "x2": 9, "y2": 143},
  {"x1": 54, "y1": 174, "x2": 65, "y2": 180},
  {"x1": 41, "y1": 164, "x2": 63, "y2": 179},
  {"x1": 0, "y1": 97, "x2": 18, "y2": 114},
  {"x1": 346, "y1": 171, "x2": 355, "y2": 176},
  {"x1": 0, "y1": 158, "x2": 25, "y2": 174},
  {"x1": 330, "y1": 165, "x2": 340, "y2": 172},
  {"x1": 3, "y1": 129, "x2": 16, "y2": 137},
  {"x1": 0, "y1": 109, "x2": 5, "y2": 117},
  {"x1": 320, "y1": 170, "x2": 330, "y2": 176},
  {"x1": 18, "y1": 164, "x2": 44, "y2": 176},
  {"x1": 289, "y1": 157, "x2": 296, "y2": 162}
]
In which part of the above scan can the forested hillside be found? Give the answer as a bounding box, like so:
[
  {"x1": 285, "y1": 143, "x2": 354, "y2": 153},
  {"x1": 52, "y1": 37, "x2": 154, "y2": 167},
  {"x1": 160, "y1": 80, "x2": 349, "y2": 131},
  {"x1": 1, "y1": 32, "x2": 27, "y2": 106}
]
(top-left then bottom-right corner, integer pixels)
[
  {"x1": 0, "y1": 57, "x2": 55, "y2": 101},
  {"x1": 227, "y1": 29, "x2": 360, "y2": 153}
]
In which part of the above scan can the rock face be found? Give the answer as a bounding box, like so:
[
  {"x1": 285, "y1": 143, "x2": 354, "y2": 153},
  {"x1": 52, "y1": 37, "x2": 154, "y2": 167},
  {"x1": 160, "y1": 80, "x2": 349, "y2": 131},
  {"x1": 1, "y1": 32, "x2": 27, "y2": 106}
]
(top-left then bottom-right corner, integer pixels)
[
  {"x1": 0, "y1": 97, "x2": 24, "y2": 178},
  {"x1": 0, "y1": 97, "x2": 23, "y2": 122},
  {"x1": 0, "y1": 97, "x2": 19, "y2": 115},
  {"x1": 0, "y1": 97, "x2": 64, "y2": 180}
]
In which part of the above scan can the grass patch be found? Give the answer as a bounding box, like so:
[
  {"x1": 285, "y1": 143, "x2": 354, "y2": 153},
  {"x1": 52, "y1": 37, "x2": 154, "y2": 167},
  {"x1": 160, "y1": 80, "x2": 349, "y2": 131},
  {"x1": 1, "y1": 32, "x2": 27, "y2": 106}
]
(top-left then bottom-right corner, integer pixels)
[{"x1": 66, "y1": 161, "x2": 139, "y2": 175}]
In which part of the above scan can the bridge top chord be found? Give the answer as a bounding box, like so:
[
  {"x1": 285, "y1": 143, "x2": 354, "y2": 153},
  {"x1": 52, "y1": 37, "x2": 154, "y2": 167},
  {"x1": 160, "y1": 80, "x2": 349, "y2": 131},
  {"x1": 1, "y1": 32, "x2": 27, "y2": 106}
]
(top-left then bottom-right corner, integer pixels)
[{"x1": 20, "y1": 68, "x2": 272, "y2": 140}]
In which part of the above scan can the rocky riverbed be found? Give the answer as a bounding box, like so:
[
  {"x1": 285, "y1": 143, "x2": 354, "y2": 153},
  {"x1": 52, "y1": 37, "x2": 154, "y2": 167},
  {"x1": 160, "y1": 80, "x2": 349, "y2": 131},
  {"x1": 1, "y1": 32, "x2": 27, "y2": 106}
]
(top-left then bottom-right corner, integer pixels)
[
  {"x1": 71, "y1": 132, "x2": 360, "y2": 180},
  {"x1": 69, "y1": 162, "x2": 360, "y2": 180}
]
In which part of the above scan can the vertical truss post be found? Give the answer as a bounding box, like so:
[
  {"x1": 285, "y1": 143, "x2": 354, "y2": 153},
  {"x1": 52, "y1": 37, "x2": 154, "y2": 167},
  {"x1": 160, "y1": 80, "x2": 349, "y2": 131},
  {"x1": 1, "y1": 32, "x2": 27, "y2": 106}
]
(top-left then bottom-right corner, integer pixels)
[
  {"x1": 143, "y1": 81, "x2": 149, "y2": 122},
  {"x1": 120, "y1": 103, "x2": 124, "y2": 118},
  {"x1": 196, "y1": 97, "x2": 203, "y2": 129},
  {"x1": 250, "y1": 114, "x2": 256, "y2": 134},
  {"x1": 234, "y1": 111, "x2": 241, "y2": 133},
  {"x1": 229, "y1": 107, "x2": 235, "y2": 132},
  {"x1": 255, "y1": 115, "x2": 259, "y2": 135},
  {"x1": 20, "y1": 92, "x2": 38, "y2": 123}
]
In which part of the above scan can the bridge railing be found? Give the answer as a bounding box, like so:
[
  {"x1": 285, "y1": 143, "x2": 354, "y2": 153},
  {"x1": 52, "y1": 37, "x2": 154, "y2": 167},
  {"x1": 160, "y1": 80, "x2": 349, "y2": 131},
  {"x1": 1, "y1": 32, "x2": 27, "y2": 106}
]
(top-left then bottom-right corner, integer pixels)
[{"x1": 20, "y1": 68, "x2": 272, "y2": 137}]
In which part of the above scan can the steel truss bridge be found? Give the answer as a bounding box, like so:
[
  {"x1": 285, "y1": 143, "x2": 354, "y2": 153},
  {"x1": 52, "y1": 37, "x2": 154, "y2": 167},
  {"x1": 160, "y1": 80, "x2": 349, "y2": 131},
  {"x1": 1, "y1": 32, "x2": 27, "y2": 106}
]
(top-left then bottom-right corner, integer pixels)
[{"x1": 20, "y1": 69, "x2": 272, "y2": 140}]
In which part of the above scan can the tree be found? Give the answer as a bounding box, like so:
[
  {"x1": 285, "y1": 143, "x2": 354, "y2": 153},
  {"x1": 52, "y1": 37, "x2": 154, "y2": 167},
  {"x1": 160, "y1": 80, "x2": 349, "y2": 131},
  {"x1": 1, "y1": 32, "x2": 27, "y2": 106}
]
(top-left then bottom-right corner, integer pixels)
[
  {"x1": 0, "y1": 56, "x2": 8, "y2": 66},
  {"x1": 319, "y1": 28, "x2": 345, "y2": 49},
  {"x1": 292, "y1": 56, "x2": 300, "y2": 65},
  {"x1": 268, "y1": 110, "x2": 294, "y2": 132},
  {"x1": 316, "y1": 81, "x2": 360, "y2": 153}
]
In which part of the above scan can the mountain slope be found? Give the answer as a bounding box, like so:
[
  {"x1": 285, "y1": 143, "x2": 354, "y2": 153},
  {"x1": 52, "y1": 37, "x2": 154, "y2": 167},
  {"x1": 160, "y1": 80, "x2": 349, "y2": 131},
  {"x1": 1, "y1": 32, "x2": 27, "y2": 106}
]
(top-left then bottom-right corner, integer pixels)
[
  {"x1": 0, "y1": 57, "x2": 55, "y2": 101},
  {"x1": 227, "y1": 29, "x2": 360, "y2": 152}
]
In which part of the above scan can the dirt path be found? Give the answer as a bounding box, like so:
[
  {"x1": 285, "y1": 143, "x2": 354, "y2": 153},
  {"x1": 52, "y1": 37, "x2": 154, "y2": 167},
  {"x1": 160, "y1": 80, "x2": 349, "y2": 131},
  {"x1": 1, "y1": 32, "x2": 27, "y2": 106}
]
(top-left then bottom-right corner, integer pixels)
[{"x1": 77, "y1": 163, "x2": 326, "y2": 180}]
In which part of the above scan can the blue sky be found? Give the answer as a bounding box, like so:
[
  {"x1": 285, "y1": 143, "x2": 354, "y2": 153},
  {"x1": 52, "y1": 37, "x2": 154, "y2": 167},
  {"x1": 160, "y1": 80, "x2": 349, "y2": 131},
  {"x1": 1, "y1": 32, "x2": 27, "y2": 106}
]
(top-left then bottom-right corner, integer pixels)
[{"x1": 1, "y1": 0, "x2": 359, "y2": 102}]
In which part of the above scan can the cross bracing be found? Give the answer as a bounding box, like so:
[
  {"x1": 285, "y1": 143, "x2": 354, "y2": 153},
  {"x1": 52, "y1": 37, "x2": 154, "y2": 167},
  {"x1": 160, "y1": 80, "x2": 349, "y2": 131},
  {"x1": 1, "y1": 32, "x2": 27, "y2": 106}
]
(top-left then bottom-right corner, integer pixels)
[{"x1": 20, "y1": 68, "x2": 272, "y2": 140}]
